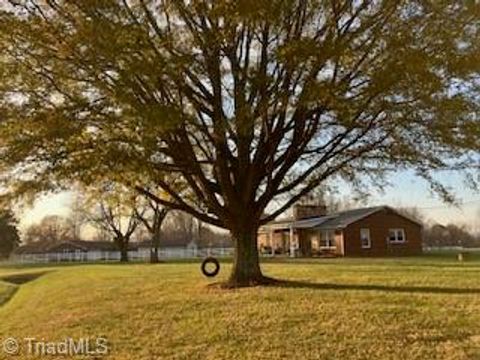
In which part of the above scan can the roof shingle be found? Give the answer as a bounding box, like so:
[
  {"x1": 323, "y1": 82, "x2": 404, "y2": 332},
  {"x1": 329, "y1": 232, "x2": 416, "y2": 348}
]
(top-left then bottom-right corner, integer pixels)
[{"x1": 260, "y1": 206, "x2": 421, "y2": 231}]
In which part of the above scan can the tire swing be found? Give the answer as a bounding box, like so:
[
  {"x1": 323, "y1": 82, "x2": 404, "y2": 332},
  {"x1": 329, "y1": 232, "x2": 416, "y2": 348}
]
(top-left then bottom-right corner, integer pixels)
[{"x1": 201, "y1": 257, "x2": 220, "y2": 277}]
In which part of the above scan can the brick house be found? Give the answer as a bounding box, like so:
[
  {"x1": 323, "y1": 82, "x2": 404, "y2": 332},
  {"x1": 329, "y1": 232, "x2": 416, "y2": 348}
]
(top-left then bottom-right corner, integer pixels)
[{"x1": 258, "y1": 205, "x2": 423, "y2": 257}]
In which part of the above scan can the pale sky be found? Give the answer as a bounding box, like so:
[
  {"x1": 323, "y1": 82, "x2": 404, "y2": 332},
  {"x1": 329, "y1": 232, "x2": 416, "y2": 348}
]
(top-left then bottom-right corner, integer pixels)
[
  {"x1": 367, "y1": 170, "x2": 480, "y2": 232},
  {"x1": 18, "y1": 169, "x2": 480, "y2": 233}
]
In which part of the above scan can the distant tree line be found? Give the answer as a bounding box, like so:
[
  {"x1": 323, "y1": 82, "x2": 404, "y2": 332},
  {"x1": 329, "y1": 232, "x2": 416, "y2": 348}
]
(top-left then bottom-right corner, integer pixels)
[
  {"x1": 20, "y1": 205, "x2": 231, "y2": 262},
  {"x1": 23, "y1": 215, "x2": 81, "y2": 245},
  {"x1": 423, "y1": 224, "x2": 480, "y2": 248},
  {"x1": 399, "y1": 207, "x2": 480, "y2": 248}
]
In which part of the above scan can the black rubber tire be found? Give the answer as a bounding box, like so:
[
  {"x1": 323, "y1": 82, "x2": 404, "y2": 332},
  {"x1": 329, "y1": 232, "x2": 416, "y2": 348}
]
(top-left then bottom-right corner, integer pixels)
[{"x1": 201, "y1": 257, "x2": 220, "y2": 277}]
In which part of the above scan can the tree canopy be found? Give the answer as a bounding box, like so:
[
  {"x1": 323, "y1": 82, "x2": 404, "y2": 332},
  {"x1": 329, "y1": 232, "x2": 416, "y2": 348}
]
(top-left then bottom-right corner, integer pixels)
[
  {"x1": 0, "y1": 1, "x2": 479, "y2": 285},
  {"x1": 23, "y1": 214, "x2": 78, "y2": 244}
]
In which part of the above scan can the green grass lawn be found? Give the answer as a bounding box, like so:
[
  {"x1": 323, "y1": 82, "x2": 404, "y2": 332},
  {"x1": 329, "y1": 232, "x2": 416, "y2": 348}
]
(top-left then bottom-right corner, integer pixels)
[
  {"x1": 0, "y1": 256, "x2": 479, "y2": 359},
  {"x1": 0, "y1": 281, "x2": 16, "y2": 308}
]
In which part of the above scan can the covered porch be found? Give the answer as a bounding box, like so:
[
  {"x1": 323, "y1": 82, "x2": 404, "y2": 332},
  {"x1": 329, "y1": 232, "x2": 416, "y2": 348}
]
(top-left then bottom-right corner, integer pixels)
[{"x1": 258, "y1": 218, "x2": 344, "y2": 257}]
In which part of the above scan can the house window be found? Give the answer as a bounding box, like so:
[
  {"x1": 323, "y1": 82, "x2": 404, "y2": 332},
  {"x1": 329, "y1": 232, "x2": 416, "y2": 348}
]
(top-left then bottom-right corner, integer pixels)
[
  {"x1": 360, "y1": 228, "x2": 371, "y2": 249},
  {"x1": 320, "y1": 230, "x2": 336, "y2": 249},
  {"x1": 388, "y1": 229, "x2": 406, "y2": 243}
]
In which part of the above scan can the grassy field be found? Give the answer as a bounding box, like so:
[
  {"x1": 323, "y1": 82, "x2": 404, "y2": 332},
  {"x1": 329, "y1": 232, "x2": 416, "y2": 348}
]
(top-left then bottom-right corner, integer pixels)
[
  {"x1": 0, "y1": 255, "x2": 480, "y2": 359},
  {"x1": 0, "y1": 281, "x2": 16, "y2": 308}
]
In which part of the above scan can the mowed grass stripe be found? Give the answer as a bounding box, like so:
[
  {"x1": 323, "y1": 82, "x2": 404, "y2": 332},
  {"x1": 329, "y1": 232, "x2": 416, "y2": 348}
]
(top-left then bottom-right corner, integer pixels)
[{"x1": 0, "y1": 281, "x2": 17, "y2": 307}]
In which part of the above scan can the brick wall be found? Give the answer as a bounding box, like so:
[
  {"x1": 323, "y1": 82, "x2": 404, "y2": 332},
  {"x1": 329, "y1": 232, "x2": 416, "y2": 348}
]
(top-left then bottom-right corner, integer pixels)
[{"x1": 343, "y1": 208, "x2": 423, "y2": 256}]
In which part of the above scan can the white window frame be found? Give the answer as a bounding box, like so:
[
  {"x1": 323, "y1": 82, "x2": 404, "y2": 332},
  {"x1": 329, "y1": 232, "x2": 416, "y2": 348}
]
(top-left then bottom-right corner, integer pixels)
[
  {"x1": 360, "y1": 228, "x2": 371, "y2": 249},
  {"x1": 320, "y1": 230, "x2": 336, "y2": 249},
  {"x1": 388, "y1": 228, "x2": 406, "y2": 243}
]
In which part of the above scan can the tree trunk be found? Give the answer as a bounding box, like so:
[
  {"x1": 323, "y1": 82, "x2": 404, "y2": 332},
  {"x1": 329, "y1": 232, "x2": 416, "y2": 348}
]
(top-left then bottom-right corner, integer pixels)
[
  {"x1": 116, "y1": 237, "x2": 129, "y2": 263},
  {"x1": 150, "y1": 248, "x2": 159, "y2": 263},
  {"x1": 120, "y1": 246, "x2": 129, "y2": 262},
  {"x1": 227, "y1": 227, "x2": 272, "y2": 287},
  {"x1": 150, "y1": 233, "x2": 160, "y2": 264}
]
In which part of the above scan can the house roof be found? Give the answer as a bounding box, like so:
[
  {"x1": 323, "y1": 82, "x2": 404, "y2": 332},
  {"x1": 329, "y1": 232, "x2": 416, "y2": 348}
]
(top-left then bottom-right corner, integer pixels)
[
  {"x1": 315, "y1": 206, "x2": 385, "y2": 229},
  {"x1": 47, "y1": 240, "x2": 124, "y2": 252},
  {"x1": 136, "y1": 239, "x2": 202, "y2": 249},
  {"x1": 12, "y1": 243, "x2": 47, "y2": 255},
  {"x1": 260, "y1": 206, "x2": 422, "y2": 231},
  {"x1": 261, "y1": 216, "x2": 334, "y2": 231}
]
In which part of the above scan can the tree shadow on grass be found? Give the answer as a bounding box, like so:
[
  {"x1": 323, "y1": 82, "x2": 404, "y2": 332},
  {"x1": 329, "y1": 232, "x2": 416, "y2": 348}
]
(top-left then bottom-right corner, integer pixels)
[
  {"x1": 0, "y1": 271, "x2": 53, "y2": 285},
  {"x1": 272, "y1": 280, "x2": 480, "y2": 295},
  {"x1": 261, "y1": 258, "x2": 480, "y2": 270}
]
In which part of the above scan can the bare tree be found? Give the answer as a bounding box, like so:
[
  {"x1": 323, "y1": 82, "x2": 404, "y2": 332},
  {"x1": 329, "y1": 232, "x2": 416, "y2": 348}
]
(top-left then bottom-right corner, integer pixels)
[
  {"x1": 135, "y1": 199, "x2": 169, "y2": 263},
  {"x1": 90, "y1": 202, "x2": 142, "y2": 262},
  {"x1": 67, "y1": 192, "x2": 88, "y2": 241},
  {"x1": 84, "y1": 184, "x2": 144, "y2": 262},
  {"x1": 23, "y1": 215, "x2": 75, "y2": 245}
]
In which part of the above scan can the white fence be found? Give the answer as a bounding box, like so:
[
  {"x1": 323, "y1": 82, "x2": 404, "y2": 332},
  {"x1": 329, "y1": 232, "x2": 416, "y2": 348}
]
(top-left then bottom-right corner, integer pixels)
[
  {"x1": 423, "y1": 246, "x2": 480, "y2": 252},
  {"x1": 10, "y1": 247, "x2": 235, "y2": 264}
]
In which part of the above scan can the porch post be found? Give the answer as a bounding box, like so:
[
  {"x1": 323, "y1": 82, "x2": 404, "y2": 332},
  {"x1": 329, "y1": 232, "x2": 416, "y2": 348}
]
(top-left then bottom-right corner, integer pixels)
[
  {"x1": 268, "y1": 228, "x2": 275, "y2": 257},
  {"x1": 339, "y1": 230, "x2": 345, "y2": 256},
  {"x1": 289, "y1": 225, "x2": 295, "y2": 258}
]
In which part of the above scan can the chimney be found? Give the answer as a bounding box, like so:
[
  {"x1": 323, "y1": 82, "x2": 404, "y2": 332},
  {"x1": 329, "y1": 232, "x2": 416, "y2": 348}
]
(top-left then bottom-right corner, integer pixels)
[{"x1": 293, "y1": 204, "x2": 327, "y2": 220}]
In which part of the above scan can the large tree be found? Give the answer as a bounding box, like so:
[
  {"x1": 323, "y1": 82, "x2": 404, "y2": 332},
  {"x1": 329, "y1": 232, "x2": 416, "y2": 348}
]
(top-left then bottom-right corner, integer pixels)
[
  {"x1": 0, "y1": 210, "x2": 20, "y2": 259},
  {"x1": 0, "y1": 1, "x2": 479, "y2": 286}
]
